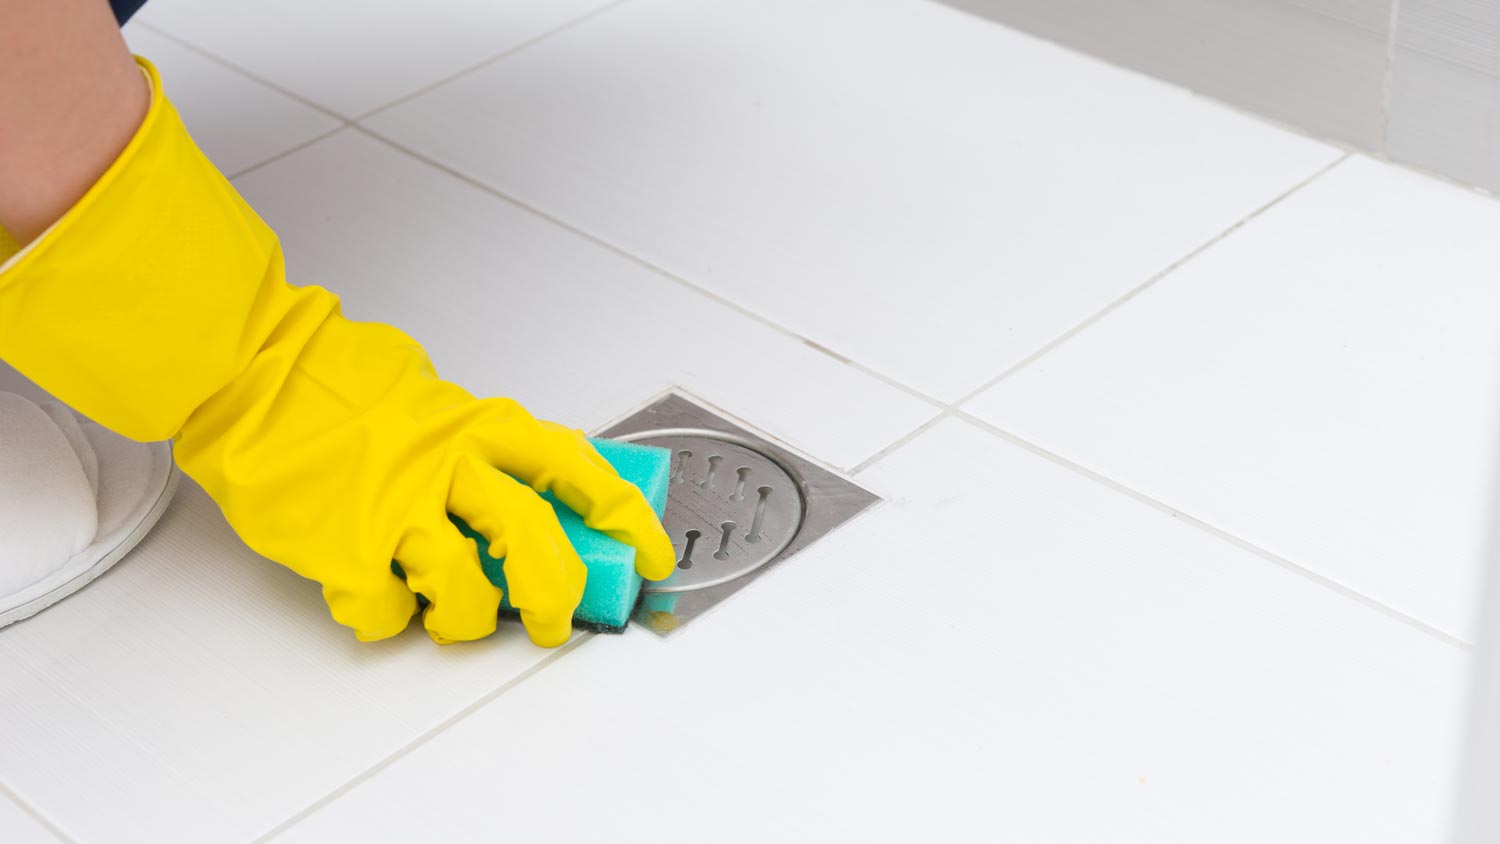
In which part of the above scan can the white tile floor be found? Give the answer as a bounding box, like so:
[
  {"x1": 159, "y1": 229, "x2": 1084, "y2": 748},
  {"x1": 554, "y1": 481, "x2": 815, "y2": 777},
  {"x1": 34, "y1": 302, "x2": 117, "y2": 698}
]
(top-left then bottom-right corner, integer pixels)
[
  {"x1": 0, "y1": 1, "x2": 1488, "y2": 841},
  {"x1": 360, "y1": 0, "x2": 1342, "y2": 401},
  {"x1": 0, "y1": 791, "x2": 57, "y2": 844},
  {"x1": 968, "y1": 156, "x2": 1500, "y2": 643}
]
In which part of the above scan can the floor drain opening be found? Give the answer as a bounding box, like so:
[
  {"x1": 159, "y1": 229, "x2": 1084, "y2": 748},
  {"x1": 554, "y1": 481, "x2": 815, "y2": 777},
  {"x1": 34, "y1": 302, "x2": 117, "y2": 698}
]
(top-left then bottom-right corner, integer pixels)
[
  {"x1": 747, "y1": 486, "x2": 771, "y2": 542},
  {"x1": 678, "y1": 529, "x2": 700, "y2": 570},
  {"x1": 598, "y1": 391, "x2": 880, "y2": 636},
  {"x1": 713, "y1": 522, "x2": 737, "y2": 560},
  {"x1": 671, "y1": 450, "x2": 692, "y2": 483},
  {"x1": 730, "y1": 467, "x2": 750, "y2": 502}
]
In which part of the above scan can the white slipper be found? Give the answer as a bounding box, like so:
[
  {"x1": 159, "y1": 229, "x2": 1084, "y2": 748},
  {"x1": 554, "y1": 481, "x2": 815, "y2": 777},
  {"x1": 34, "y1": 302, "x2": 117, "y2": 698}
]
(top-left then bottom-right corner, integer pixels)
[{"x1": 0, "y1": 391, "x2": 177, "y2": 627}]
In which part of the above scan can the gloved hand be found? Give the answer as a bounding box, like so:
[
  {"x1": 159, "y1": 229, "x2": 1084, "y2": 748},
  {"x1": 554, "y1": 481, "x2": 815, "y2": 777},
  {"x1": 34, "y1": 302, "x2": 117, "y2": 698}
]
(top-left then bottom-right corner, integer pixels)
[{"x1": 0, "y1": 57, "x2": 674, "y2": 646}]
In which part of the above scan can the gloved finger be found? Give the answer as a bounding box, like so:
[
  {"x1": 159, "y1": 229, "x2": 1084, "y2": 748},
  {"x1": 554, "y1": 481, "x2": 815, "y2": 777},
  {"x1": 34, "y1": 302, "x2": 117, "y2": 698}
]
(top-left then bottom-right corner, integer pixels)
[
  {"x1": 537, "y1": 420, "x2": 613, "y2": 472},
  {"x1": 474, "y1": 421, "x2": 676, "y2": 582},
  {"x1": 322, "y1": 568, "x2": 419, "y2": 643},
  {"x1": 448, "y1": 456, "x2": 585, "y2": 648},
  {"x1": 393, "y1": 517, "x2": 501, "y2": 645},
  {"x1": 549, "y1": 458, "x2": 676, "y2": 581}
]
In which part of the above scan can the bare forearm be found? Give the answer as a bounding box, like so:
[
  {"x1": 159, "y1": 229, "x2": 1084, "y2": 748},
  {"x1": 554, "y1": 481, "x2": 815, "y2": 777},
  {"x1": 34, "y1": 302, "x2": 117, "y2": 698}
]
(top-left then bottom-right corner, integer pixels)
[{"x1": 0, "y1": 0, "x2": 147, "y2": 244}]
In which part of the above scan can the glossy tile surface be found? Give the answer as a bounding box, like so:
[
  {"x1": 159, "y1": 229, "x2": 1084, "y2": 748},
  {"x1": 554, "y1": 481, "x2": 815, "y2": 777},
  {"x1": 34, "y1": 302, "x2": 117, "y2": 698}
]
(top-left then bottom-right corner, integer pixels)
[
  {"x1": 279, "y1": 420, "x2": 1467, "y2": 843},
  {"x1": 364, "y1": 0, "x2": 1341, "y2": 400},
  {"x1": 134, "y1": 0, "x2": 616, "y2": 117},
  {"x1": 122, "y1": 26, "x2": 340, "y2": 176},
  {"x1": 970, "y1": 156, "x2": 1500, "y2": 641}
]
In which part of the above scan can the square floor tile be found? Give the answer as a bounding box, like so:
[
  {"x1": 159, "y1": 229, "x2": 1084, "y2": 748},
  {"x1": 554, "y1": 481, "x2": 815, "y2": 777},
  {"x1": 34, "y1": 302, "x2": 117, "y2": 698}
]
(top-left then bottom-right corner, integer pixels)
[
  {"x1": 278, "y1": 419, "x2": 1465, "y2": 844},
  {"x1": 364, "y1": 0, "x2": 1342, "y2": 400},
  {"x1": 232, "y1": 129, "x2": 934, "y2": 469},
  {"x1": 969, "y1": 155, "x2": 1500, "y2": 641},
  {"x1": 0, "y1": 128, "x2": 929, "y2": 842},
  {"x1": 134, "y1": 0, "x2": 615, "y2": 118},
  {"x1": 122, "y1": 26, "x2": 340, "y2": 176}
]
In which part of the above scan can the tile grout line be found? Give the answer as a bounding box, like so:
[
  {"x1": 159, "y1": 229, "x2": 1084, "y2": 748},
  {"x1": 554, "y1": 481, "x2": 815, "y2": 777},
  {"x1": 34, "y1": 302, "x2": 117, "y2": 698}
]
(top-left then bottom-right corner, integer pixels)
[
  {"x1": 132, "y1": 23, "x2": 350, "y2": 123},
  {"x1": 350, "y1": 123, "x2": 949, "y2": 414},
  {"x1": 132, "y1": 22, "x2": 359, "y2": 184},
  {"x1": 951, "y1": 408, "x2": 1473, "y2": 651},
  {"x1": 0, "y1": 779, "x2": 74, "y2": 844},
  {"x1": 228, "y1": 125, "x2": 351, "y2": 181},
  {"x1": 252, "y1": 634, "x2": 595, "y2": 843},
  {"x1": 140, "y1": 0, "x2": 633, "y2": 181},
  {"x1": 847, "y1": 381, "x2": 1470, "y2": 651},
  {"x1": 850, "y1": 408, "x2": 951, "y2": 476},
  {"x1": 951, "y1": 151, "x2": 1353, "y2": 408},
  {"x1": 350, "y1": 0, "x2": 636, "y2": 124}
]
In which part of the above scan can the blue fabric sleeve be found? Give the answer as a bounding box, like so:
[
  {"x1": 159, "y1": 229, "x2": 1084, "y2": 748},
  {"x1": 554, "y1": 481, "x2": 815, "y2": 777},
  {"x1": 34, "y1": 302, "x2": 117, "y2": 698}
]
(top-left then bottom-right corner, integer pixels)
[{"x1": 111, "y1": 0, "x2": 151, "y2": 26}]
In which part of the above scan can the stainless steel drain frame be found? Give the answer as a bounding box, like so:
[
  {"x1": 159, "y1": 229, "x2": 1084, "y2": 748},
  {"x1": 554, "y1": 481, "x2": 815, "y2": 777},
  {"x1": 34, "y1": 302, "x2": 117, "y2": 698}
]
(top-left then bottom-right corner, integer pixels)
[{"x1": 599, "y1": 391, "x2": 880, "y2": 636}]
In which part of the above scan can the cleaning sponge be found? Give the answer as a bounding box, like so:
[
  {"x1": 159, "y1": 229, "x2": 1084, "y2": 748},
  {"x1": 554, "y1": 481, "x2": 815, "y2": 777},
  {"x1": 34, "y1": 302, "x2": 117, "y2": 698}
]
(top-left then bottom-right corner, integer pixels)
[{"x1": 451, "y1": 438, "x2": 671, "y2": 633}]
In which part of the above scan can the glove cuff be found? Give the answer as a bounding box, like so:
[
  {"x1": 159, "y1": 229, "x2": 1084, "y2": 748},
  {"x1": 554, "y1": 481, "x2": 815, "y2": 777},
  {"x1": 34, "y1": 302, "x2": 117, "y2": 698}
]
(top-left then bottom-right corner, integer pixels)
[{"x1": 0, "y1": 56, "x2": 324, "y2": 442}]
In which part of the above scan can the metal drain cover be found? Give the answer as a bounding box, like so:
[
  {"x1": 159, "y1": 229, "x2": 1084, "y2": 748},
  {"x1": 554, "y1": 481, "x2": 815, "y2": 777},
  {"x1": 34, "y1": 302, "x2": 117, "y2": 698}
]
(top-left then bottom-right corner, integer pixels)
[
  {"x1": 600, "y1": 392, "x2": 880, "y2": 636},
  {"x1": 641, "y1": 434, "x2": 802, "y2": 590}
]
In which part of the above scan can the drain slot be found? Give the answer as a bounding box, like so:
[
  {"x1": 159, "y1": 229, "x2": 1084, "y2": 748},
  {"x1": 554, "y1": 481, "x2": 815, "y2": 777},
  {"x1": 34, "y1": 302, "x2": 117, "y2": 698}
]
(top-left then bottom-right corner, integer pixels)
[
  {"x1": 678, "y1": 529, "x2": 700, "y2": 569},
  {"x1": 747, "y1": 486, "x2": 771, "y2": 542},
  {"x1": 672, "y1": 450, "x2": 692, "y2": 483},
  {"x1": 700, "y1": 455, "x2": 722, "y2": 490},
  {"x1": 713, "y1": 522, "x2": 736, "y2": 560}
]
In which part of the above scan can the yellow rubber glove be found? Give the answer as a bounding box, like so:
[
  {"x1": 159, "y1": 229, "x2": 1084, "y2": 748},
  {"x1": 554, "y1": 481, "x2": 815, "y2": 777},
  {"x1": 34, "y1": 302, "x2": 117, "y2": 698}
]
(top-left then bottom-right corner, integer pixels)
[
  {"x1": 0, "y1": 225, "x2": 17, "y2": 265},
  {"x1": 0, "y1": 58, "x2": 675, "y2": 646}
]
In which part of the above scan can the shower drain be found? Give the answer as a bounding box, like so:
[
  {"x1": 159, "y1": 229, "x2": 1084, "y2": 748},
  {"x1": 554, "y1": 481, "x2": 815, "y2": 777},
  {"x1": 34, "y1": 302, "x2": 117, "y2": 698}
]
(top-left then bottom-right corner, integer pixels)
[
  {"x1": 635, "y1": 434, "x2": 802, "y2": 590},
  {"x1": 600, "y1": 392, "x2": 880, "y2": 636}
]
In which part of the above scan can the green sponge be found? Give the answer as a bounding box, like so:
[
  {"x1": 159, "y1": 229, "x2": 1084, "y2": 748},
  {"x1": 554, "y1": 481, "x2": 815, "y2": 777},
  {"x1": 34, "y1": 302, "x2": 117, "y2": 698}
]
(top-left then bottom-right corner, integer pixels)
[{"x1": 451, "y1": 438, "x2": 671, "y2": 633}]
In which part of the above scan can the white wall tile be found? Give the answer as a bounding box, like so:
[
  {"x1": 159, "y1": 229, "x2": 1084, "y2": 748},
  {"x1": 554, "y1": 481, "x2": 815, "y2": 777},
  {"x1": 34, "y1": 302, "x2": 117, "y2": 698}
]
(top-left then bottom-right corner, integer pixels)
[
  {"x1": 134, "y1": 0, "x2": 616, "y2": 118},
  {"x1": 1386, "y1": 0, "x2": 1500, "y2": 194},
  {"x1": 363, "y1": 0, "x2": 1341, "y2": 401},
  {"x1": 970, "y1": 155, "x2": 1500, "y2": 641},
  {"x1": 278, "y1": 419, "x2": 1466, "y2": 843},
  {"x1": 122, "y1": 26, "x2": 340, "y2": 176}
]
